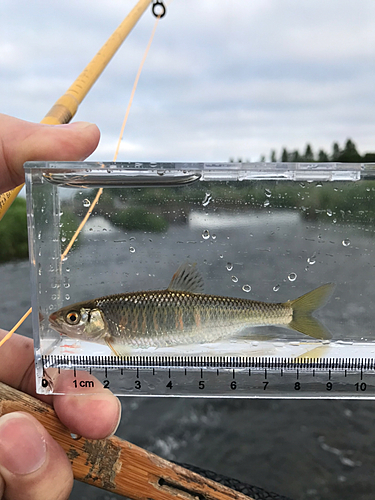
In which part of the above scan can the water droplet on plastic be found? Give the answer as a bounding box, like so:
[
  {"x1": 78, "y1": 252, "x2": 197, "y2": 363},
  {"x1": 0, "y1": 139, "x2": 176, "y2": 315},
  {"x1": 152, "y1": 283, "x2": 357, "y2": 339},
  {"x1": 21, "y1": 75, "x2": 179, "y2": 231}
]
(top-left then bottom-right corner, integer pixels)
[
  {"x1": 63, "y1": 277, "x2": 70, "y2": 288},
  {"x1": 51, "y1": 294, "x2": 57, "y2": 301},
  {"x1": 273, "y1": 284, "x2": 280, "y2": 292},
  {"x1": 157, "y1": 170, "x2": 164, "y2": 176},
  {"x1": 202, "y1": 230, "x2": 210, "y2": 240},
  {"x1": 265, "y1": 189, "x2": 272, "y2": 198},
  {"x1": 226, "y1": 262, "x2": 233, "y2": 271},
  {"x1": 37, "y1": 231, "x2": 42, "y2": 240},
  {"x1": 129, "y1": 246, "x2": 136, "y2": 253},
  {"x1": 342, "y1": 238, "x2": 351, "y2": 247},
  {"x1": 211, "y1": 234, "x2": 217, "y2": 240},
  {"x1": 65, "y1": 294, "x2": 70, "y2": 301},
  {"x1": 202, "y1": 193, "x2": 212, "y2": 207},
  {"x1": 242, "y1": 284, "x2": 251, "y2": 293},
  {"x1": 264, "y1": 199, "x2": 270, "y2": 207},
  {"x1": 61, "y1": 236, "x2": 66, "y2": 243},
  {"x1": 219, "y1": 254, "x2": 224, "y2": 259},
  {"x1": 307, "y1": 253, "x2": 316, "y2": 265},
  {"x1": 70, "y1": 433, "x2": 81, "y2": 440},
  {"x1": 231, "y1": 276, "x2": 238, "y2": 283},
  {"x1": 83, "y1": 199, "x2": 91, "y2": 208},
  {"x1": 326, "y1": 209, "x2": 333, "y2": 217},
  {"x1": 38, "y1": 264, "x2": 42, "y2": 276},
  {"x1": 288, "y1": 272, "x2": 297, "y2": 282}
]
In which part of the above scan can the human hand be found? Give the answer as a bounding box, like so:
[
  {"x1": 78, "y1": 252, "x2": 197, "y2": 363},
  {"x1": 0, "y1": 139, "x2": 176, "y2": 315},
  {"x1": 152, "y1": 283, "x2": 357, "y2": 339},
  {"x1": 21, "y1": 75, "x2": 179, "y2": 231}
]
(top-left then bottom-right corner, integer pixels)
[
  {"x1": 0, "y1": 113, "x2": 100, "y2": 194},
  {"x1": 0, "y1": 330, "x2": 121, "y2": 500},
  {"x1": 0, "y1": 114, "x2": 118, "y2": 499}
]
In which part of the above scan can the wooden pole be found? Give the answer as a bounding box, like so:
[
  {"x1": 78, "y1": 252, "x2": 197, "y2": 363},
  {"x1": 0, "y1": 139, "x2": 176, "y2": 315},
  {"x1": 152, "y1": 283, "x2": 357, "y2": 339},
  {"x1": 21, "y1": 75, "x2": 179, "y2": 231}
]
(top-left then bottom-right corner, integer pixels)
[
  {"x1": 0, "y1": 382, "x2": 255, "y2": 500},
  {"x1": 0, "y1": 0, "x2": 152, "y2": 222}
]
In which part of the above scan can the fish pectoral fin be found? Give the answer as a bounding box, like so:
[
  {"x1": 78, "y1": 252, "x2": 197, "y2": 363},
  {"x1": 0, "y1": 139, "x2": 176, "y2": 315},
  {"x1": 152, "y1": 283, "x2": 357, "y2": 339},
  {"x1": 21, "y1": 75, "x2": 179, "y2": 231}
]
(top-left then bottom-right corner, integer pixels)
[
  {"x1": 167, "y1": 261, "x2": 205, "y2": 294},
  {"x1": 105, "y1": 338, "x2": 130, "y2": 357}
]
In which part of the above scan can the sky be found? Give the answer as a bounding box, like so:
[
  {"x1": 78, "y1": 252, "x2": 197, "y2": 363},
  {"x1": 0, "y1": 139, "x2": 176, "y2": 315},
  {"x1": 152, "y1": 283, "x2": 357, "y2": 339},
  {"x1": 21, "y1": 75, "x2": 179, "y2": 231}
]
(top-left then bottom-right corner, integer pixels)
[{"x1": 1, "y1": 0, "x2": 375, "y2": 163}]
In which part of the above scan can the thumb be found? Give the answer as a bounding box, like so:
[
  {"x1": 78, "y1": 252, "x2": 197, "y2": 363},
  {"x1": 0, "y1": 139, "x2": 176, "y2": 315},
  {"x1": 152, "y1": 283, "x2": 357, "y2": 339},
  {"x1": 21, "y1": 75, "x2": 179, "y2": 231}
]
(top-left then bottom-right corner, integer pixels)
[{"x1": 0, "y1": 113, "x2": 100, "y2": 193}]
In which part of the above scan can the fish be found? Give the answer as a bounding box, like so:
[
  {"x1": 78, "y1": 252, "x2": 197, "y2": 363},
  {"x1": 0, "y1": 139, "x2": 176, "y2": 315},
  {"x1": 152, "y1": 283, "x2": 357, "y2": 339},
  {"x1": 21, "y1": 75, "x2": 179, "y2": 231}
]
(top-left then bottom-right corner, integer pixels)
[{"x1": 49, "y1": 262, "x2": 335, "y2": 356}]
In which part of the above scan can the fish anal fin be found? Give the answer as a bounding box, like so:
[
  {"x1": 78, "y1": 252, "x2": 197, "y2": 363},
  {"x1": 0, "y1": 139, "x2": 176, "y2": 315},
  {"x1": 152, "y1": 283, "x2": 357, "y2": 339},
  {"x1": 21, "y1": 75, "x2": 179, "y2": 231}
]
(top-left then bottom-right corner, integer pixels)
[{"x1": 167, "y1": 261, "x2": 205, "y2": 294}]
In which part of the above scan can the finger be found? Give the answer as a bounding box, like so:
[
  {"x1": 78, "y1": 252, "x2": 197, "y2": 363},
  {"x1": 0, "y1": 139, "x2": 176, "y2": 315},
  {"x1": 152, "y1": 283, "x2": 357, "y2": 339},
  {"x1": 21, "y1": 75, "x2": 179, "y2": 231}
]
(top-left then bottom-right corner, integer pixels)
[
  {"x1": 0, "y1": 113, "x2": 100, "y2": 193},
  {"x1": 0, "y1": 412, "x2": 73, "y2": 500},
  {"x1": 0, "y1": 330, "x2": 121, "y2": 439},
  {"x1": 53, "y1": 371, "x2": 121, "y2": 439}
]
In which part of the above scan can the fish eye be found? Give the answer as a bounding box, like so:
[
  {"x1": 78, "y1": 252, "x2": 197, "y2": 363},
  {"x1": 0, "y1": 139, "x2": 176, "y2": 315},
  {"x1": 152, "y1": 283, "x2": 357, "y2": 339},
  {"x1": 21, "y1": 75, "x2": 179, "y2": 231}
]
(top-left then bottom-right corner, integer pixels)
[{"x1": 66, "y1": 311, "x2": 80, "y2": 325}]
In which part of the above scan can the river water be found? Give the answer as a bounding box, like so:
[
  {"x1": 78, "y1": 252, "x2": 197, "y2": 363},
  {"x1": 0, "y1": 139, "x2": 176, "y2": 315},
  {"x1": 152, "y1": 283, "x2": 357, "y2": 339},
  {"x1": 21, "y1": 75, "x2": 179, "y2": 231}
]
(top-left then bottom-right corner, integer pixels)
[{"x1": 2, "y1": 250, "x2": 375, "y2": 498}]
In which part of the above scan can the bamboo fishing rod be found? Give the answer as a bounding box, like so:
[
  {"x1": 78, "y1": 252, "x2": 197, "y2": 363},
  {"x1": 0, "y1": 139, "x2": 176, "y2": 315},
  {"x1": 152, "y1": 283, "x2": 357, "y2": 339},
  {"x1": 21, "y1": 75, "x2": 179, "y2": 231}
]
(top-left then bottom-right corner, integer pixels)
[
  {"x1": 0, "y1": 382, "x2": 256, "y2": 500},
  {"x1": 0, "y1": 0, "x2": 153, "y2": 222}
]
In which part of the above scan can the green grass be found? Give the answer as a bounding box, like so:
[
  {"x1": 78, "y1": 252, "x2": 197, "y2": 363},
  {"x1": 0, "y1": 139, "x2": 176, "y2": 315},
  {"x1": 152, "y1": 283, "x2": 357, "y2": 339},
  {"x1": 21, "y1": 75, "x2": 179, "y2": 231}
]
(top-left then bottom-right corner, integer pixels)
[
  {"x1": 0, "y1": 197, "x2": 28, "y2": 262},
  {"x1": 111, "y1": 207, "x2": 168, "y2": 232}
]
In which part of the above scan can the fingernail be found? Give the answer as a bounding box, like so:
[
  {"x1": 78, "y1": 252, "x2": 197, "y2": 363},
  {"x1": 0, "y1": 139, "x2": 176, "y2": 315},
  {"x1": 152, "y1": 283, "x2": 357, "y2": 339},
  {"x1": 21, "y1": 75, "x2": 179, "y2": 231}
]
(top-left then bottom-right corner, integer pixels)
[
  {"x1": 109, "y1": 397, "x2": 122, "y2": 437},
  {"x1": 0, "y1": 413, "x2": 47, "y2": 475},
  {"x1": 55, "y1": 121, "x2": 96, "y2": 130},
  {"x1": 68, "y1": 121, "x2": 96, "y2": 130}
]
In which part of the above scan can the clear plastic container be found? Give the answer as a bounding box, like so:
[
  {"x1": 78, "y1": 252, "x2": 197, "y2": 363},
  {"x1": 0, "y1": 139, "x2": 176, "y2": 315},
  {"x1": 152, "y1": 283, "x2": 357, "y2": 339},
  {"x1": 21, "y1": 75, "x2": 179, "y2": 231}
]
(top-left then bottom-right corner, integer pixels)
[{"x1": 24, "y1": 161, "x2": 375, "y2": 396}]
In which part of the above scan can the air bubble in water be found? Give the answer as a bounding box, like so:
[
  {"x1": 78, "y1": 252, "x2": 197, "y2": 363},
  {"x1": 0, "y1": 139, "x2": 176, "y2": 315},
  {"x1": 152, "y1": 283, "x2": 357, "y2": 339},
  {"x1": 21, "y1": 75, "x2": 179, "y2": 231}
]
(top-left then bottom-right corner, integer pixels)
[
  {"x1": 231, "y1": 276, "x2": 238, "y2": 283},
  {"x1": 288, "y1": 272, "x2": 297, "y2": 282},
  {"x1": 342, "y1": 239, "x2": 351, "y2": 247},
  {"x1": 226, "y1": 262, "x2": 233, "y2": 271},
  {"x1": 264, "y1": 199, "x2": 270, "y2": 207},
  {"x1": 202, "y1": 193, "x2": 212, "y2": 207},
  {"x1": 83, "y1": 199, "x2": 91, "y2": 208},
  {"x1": 129, "y1": 246, "x2": 136, "y2": 253},
  {"x1": 242, "y1": 284, "x2": 251, "y2": 292},
  {"x1": 273, "y1": 284, "x2": 280, "y2": 292},
  {"x1": 265, "y1": 189, "x2": 272, "y2": 198},
  {"x1": 202, "y1": 230, "x2": 210, "y2": 240}
]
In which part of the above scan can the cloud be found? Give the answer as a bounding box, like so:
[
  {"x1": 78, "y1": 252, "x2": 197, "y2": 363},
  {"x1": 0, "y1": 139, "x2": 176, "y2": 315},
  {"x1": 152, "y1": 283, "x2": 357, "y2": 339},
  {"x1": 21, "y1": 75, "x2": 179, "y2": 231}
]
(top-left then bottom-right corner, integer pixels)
[{"x1": 1, "y1": 0, "x2": 375, "y2": 161}]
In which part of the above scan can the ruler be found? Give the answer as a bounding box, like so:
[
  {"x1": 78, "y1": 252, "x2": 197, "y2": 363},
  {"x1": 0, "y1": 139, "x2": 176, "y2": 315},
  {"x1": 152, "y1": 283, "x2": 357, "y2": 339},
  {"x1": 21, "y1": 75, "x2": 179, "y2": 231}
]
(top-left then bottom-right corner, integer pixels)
[{"x1": 40, "y1": 355, "x2": 375, "y2": 399}]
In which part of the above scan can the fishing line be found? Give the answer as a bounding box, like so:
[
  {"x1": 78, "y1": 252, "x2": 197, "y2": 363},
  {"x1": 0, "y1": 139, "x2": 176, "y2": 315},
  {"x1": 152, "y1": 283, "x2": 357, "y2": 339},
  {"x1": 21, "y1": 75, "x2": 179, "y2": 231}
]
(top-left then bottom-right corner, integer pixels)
[{"x1": 0, "y1": 12, "x2": 163, "y2": 348}]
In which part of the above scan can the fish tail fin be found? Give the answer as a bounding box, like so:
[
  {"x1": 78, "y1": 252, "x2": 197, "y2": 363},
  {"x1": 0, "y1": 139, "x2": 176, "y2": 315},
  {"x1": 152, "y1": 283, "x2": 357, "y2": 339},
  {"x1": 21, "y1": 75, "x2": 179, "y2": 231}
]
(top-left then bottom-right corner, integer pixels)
[{"x1": 287, "y1": 283, "x2": 335, "y2": 340}]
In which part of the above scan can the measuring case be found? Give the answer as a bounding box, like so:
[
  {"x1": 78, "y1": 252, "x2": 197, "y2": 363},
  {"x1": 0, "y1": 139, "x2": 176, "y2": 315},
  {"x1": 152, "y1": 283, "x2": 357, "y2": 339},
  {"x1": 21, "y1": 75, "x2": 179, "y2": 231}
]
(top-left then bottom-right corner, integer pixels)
[{"x1": 24, "y1": 161, "x2": 375, "y2": 398}]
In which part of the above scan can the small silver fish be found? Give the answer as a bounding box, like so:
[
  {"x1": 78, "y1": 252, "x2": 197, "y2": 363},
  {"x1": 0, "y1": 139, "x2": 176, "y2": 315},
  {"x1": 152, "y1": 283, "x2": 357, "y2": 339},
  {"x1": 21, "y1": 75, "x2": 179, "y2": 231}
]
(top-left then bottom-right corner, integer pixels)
[{"x1": 49, "y1": 262, "x2": 335, "y2": 356}]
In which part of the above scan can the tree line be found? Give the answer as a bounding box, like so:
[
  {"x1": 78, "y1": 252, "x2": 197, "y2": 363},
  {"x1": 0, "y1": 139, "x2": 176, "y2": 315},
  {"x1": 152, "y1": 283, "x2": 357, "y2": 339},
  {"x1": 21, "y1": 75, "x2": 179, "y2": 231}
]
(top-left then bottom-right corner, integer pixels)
[{"x1": 231, "y1": 139, "x2": 375, "y2": 163}]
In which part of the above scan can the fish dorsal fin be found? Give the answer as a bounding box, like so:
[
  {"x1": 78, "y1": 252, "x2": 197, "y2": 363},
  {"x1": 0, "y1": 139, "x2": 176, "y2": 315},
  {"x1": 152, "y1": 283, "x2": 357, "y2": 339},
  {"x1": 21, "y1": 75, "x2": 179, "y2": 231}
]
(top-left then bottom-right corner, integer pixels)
[{"x1": 167, "y1": 262, "x2": 204, "y2": 294}]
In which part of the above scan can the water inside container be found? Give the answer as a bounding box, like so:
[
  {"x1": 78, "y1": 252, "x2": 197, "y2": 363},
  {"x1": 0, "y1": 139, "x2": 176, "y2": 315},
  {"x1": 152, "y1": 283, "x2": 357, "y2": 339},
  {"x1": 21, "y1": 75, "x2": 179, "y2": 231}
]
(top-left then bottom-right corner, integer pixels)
[{"x1": 24, "y1": 161, "x2": 375, "y2": 362}]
